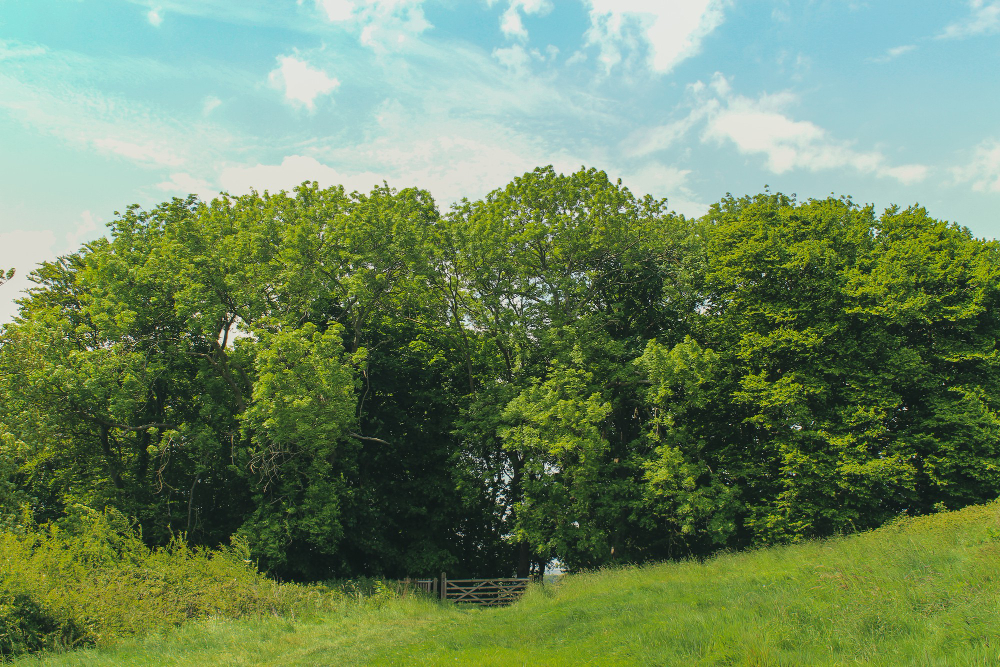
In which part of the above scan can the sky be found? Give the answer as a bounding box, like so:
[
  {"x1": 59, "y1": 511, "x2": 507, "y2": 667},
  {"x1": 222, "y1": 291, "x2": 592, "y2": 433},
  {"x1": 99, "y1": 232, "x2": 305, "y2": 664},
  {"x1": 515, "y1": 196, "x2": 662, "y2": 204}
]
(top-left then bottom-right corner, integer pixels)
[{"x1": 1, "y1": 0, "x2": 999, "y2": 322}]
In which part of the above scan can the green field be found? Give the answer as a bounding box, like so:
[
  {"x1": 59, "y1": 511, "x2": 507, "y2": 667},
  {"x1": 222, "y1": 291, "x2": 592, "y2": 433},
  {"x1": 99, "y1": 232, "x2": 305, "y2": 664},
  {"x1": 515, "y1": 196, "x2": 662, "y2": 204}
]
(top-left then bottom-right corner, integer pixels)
[{"x1": 13, "y1": 500, "x2": 1000, "y2": 666}]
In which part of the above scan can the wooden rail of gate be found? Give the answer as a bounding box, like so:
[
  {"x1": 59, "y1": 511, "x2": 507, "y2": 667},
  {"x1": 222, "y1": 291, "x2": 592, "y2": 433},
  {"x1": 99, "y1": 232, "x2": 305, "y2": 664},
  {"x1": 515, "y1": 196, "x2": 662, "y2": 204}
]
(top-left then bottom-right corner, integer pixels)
[
  {"x1": 439, "y1": 572, "x2": 530, "y2": 607},
  {"x1": 409, "y1": 578, "x2": 438, "y2": 595},
  {"x1": 400, "y1": 574, "x2": 531, "y2": 606}
]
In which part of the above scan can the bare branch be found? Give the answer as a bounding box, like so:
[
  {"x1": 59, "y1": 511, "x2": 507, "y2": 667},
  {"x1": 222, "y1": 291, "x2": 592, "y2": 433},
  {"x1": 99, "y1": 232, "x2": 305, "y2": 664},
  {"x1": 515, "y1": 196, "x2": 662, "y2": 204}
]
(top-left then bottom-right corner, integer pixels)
[{"x1": 349, "y1": 432, "x2": 390, "y2": 445}]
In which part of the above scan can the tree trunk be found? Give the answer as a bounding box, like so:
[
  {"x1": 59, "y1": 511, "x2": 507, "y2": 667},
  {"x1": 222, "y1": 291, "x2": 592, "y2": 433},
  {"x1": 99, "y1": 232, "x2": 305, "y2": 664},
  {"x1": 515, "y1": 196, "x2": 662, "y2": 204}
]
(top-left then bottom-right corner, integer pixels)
[{"x1": 516, "y1": 540, "x2": 530, "y2": 579}]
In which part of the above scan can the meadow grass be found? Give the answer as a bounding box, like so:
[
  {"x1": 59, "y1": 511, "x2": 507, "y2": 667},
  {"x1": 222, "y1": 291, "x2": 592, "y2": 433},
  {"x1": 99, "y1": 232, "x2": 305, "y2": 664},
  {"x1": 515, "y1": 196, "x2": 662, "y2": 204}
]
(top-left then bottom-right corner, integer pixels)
[{"x1": 15, "y1": 500, "x2": 1000, "y2": 666}]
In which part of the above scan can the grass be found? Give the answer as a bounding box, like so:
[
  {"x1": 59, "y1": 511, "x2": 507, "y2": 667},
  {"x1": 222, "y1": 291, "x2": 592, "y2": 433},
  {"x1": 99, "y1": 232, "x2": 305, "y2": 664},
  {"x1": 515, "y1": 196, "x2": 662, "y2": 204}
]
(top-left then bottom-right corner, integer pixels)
[
  {"x1": 0, "y1": 506, "x2": 335, "y2": 659},
  {"x1": 14, "y1": 500, "x2": 1000, "y2": 666}
]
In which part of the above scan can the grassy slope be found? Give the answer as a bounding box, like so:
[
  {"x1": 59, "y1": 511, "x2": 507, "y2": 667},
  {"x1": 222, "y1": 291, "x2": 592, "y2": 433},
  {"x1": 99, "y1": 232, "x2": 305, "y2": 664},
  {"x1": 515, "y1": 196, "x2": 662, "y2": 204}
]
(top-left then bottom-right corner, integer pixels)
[{"x1": 18, "y1": 501, "x2": 1000, "y2": 666}]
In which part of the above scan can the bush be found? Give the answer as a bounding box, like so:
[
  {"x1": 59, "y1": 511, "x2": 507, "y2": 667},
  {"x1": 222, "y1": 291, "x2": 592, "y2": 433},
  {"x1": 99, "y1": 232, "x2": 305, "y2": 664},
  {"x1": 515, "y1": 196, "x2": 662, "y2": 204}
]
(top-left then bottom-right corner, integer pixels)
[{"x1": 0, "y1": 505, "x2": 336, "y2": 660}]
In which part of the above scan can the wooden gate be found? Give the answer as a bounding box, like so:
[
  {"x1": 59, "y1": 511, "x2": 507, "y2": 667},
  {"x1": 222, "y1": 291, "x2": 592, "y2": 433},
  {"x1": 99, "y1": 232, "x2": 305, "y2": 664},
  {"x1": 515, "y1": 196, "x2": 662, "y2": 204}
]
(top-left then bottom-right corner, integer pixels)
[
  {"x1": 402, "y1": 574, "x2": 531, "y2": 606},
  {"x1": 409, "y1": 578, "x2": 438, "y2": 595},
  {"x1": 439, "y1": 573, "x2": 530, "y2": 606}
]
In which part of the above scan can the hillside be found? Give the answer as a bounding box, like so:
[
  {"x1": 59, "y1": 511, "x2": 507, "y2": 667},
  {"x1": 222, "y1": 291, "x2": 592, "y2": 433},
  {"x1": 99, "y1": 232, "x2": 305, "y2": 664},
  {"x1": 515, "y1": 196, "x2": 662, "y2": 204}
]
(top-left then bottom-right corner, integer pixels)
[{"x1": 17, "y1": 500, "x2": 1000, "y2": 666}]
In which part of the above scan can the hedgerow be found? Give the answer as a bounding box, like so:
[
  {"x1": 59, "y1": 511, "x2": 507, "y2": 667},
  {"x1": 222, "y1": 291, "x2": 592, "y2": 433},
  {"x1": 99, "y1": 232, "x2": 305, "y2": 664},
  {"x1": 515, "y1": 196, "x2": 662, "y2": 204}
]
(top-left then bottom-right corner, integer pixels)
[{"x1": 0, "y1": 504, "x2": 335, "y2": 660}]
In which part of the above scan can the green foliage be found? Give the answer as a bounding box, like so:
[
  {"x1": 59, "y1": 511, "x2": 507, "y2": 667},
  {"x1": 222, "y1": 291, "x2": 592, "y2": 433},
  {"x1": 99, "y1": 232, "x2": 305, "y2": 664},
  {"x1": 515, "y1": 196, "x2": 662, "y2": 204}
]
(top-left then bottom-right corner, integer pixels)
[
  {"x1": 694, "y1": 193, "x2": 1000, "y2": 545},
  {"x1": 444, "y1": 166, "x2": 691, "y2": 573},
  {"x1": 636, "y1": 337, "x2": 741, "y2": 553},
  {"x1": 238, "y1": 323, "x2": 357, "y2": 573},
  {"x1": 501, "y1": 358, "x2": 613, "y2": 569},
  {"x1": 0, "y1": 505, "x2": 335, "y2": 660},
  {"x1": 1, "y1": 166, "x2": 998, "y2": 590}
]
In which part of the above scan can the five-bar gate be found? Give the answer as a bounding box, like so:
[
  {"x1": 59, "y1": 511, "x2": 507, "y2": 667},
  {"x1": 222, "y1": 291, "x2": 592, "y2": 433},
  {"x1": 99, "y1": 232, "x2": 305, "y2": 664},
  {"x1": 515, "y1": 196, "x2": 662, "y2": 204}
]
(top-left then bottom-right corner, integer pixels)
[{"x1": 411, "y1": 573, "x2": 530, "y2": 607}]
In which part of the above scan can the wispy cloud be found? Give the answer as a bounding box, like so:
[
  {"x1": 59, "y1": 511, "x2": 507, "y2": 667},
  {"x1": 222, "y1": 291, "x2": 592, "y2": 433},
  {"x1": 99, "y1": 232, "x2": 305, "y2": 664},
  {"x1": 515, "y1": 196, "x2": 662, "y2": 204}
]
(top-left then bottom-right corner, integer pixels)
[
  {"x1": 315, "y1": 0, "x2": 430, "y2": 48},
  {"x1": 939, "y1": 0, "x2": 1000, "y2": 39},
  {"x1": 202, "y1": 96, "x2": 222, "y2": 115},
  {"x1": 493, "y1": 0, "x2": 553, "y2": 41},
  {"x1": 0, "y1": 210, "x2": 106, "y2": 323},
  {"x1": 156, "y1": 172, "x2": 217, "y2": 200},
  {"x1": 220, "y1": 86, "x2": 591, "y2": 205},
  {"x1": 492, "y1": 43, "x2": 558, "y2": 74},
  {"x1": 953, "y1": 139, "x2": 1000, "y2": 192},
  {"x1": 616, "y1": 163, "x2": 707, "y2": 217},
  {"x1": 583, "y1": 0, "x2": 729, "y2": 74},
  {"x1": 268, "y1": 55, "x2": 340, "y2": 111},
  {"x1": 147, "y1": 7, "x2": 164, "y2": 27},
  {"x1": 628, "y1": 74, "x2": 929, "y2": 185},
  {"x1": 122, "y1": 0, "x2": 313, "y2": 30},
  {"x1": 0, "y1": 39, "x2": 47, "y2": 60},
  {"x1": 220, "y1": 155, "x2": 384, "y2": 196},
  {"x1": 0, "y1": 72, "x2": 186, "y2": 168},
  {"x1": 869, "y1": 44, "x2": 915, "y2": 63},
  {"x1": 362, "y1": 35, "x2": 609, "y2": 126},
  {"x1": 620, "y1": 113, "x2": 705, "y2": 158},
  {"x1": 0, "y1": 38, "x2": 237, "y2": 172},
  {"x1": 315, "y1": 113, "x2": 589, "y2": 203},
  {"x1": 701, "y1": 76, "x2": 928, "y2": 184}
]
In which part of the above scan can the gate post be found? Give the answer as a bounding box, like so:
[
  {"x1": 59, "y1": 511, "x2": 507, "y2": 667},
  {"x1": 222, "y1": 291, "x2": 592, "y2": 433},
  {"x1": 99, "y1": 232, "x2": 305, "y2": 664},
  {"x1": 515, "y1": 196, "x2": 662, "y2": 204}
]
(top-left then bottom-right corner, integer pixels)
[{"x1": 441, "y1": 572, "x2": 447, "y2": 601}]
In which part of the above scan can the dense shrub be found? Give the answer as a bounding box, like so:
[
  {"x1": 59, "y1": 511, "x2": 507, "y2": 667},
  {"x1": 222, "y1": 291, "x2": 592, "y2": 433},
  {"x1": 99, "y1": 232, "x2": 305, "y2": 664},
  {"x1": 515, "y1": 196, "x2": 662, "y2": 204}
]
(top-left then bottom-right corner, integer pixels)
[{"x1": 0, "y1": 505, "x2": 335, "y2": 660}]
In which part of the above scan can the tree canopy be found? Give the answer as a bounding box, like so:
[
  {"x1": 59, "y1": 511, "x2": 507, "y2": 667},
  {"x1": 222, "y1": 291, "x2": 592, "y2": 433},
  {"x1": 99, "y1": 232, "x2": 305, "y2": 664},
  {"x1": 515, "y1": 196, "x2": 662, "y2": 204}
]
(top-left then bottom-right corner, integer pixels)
[{"x1": 1, "y1": 169, "x2": 998, "y2": 579}]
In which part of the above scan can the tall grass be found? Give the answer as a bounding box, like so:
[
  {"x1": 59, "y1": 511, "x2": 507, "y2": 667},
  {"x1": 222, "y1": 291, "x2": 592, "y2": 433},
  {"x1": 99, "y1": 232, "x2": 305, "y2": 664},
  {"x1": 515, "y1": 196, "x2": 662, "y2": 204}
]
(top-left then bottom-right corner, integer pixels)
[
  {"x1": 0, "y1": 505, "x2": 335, "y2": 659},
  {"x1": 14, "y1": 500, "x2": 1000, "y2": 665}
]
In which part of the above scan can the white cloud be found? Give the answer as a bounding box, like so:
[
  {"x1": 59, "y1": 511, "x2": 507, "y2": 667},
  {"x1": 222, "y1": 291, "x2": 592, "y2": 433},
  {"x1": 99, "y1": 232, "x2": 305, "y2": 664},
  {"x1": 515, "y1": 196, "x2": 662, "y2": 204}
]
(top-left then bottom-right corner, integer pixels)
[
  {"x1": 65, "y1": 211, "x2": 102, "y2": 251},
  {"x1": 493, "y1": 44, "x2": 533, "y2": 71},
  {"x1": 369, "y1": 34, "x2": 606, "y2": 125},
  {"x1": 268, "y1": 56, "x2": 340, "y2": 111},
  {"x1": 0, "y1": 229, "x2": 57, "y2": 324},
  {"x1": 317, "y1": 0, "x2": 355, "y2": 21},
  {"x1": 147, "y1": 7, "x2": 164, "y2": 27},
  {"x1": 870, "y1": 44, "x2": 915, "y2": 63},
  {"x1": 0, "y1": 42, "x2": 236, "y2": 171},
  {"x1": 953, "y1": 139, "x2": 1000, "y2": 192},
  {"x1": 92, "y1": 137, "x2": 184, "y2": 167},
  {"x1": 0, "y1": 40, "x2": 47, "y2": 60},
  {"x1": 297, "y1": 99, "x2": 589, "y2": 203},
  {"x1": 879, "y1": 164, "x2": 930, "y2": 186},
  {"x1": 620, "y1": 111, "x2": 709, "y2": 158},
  {"x1": 220, "y1": 156, "x2": 385, "y2": 196},
  {"x1": 491, "y1": 43, "x2": 557, "y2": 73},
  {"x1": 696, "y1": 75, "x2": 928, "y2": 184},
  {"x1": 498, "y1": 0, "x2": 552, "y2": 41},
  {"x1": 0, "y1": 209, "x2": 108, "y2": 324},
  {"x1": 629, "y1": 74, "x2": 929, "y2": 184},
  {"x1": 336, "y1": 133, "x2": 575, "y2": 203},
  {"x1": 315, "y1": 0, "x2": 430, "y2": 47},
  {"x1": 156, "y1": 172, "x2": 217, "y2": 200},
  {"x1": 202, "y1": 95, "x2": 222, "y2": 115},
  {"x1": 617, "y1": 163, "x2": 707, "y2": 217},
  {"x1": 583, "y1": 0, "x2": 728, "y2": 74},
  {"x1": 939, "y1": 0, "x2": 1000, "y2": 39}
]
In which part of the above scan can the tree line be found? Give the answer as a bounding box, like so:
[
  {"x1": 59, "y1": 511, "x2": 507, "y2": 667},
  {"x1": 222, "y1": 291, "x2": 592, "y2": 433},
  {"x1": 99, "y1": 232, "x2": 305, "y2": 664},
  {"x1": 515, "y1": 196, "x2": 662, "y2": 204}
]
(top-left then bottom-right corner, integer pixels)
[{"x1": 1, "y1": 166, "x2": 998, "y2": 580}]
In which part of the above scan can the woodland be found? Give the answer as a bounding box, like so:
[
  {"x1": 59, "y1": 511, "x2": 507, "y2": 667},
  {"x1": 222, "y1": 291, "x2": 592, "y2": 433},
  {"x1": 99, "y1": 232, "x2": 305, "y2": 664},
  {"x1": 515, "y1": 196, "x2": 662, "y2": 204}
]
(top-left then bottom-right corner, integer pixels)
[{"x1": 1, "y1": 166, "x2": 998, "y2": 581}]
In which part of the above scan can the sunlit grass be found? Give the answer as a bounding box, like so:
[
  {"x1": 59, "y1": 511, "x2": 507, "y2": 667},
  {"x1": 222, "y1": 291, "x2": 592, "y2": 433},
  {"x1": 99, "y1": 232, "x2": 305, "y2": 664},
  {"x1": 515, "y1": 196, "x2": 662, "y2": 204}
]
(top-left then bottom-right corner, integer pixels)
[{"x1": 18, "y1": 501, "x2": 1000, "y2": 666}]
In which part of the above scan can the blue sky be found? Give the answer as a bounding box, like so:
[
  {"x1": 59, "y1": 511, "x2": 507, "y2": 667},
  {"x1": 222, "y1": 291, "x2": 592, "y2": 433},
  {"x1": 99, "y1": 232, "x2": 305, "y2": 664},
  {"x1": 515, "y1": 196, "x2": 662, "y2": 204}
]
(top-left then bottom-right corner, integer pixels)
[{"x1": 1, "y1": 0, "x2": 999, "y2": 321}]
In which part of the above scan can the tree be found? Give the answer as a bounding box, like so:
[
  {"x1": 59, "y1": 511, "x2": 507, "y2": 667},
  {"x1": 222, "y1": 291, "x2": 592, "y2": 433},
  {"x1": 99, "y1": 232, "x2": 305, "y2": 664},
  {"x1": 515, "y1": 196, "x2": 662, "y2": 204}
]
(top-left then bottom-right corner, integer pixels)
[
  {"x1": 445, "y1": 166, "x2": 694, "y2": 573},
  {"x1": 3, "y1": 171, "x2": 997, "y2": 580},
  {"x1": 237, "y1": 323, "x2": 358, "y2": 575},
  {"x1": 635, "y1": 336, "x2": 742, "y2": 557},
  {"x1": 697, "y1": 193, "x2": 1000, "y2": 544}
]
